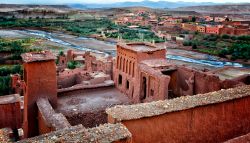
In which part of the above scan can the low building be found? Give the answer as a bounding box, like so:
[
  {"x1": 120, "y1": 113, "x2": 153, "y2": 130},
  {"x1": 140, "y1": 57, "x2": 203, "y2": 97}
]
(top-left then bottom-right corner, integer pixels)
[{"x1": 206, "y1": 25, "x2": 220, "y2": 34}]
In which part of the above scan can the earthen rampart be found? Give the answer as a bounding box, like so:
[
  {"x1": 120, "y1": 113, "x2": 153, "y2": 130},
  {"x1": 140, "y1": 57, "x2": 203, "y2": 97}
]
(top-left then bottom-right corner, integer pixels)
[{"x1": 107, "y1": 85, "x2": 250, "y2": 143}]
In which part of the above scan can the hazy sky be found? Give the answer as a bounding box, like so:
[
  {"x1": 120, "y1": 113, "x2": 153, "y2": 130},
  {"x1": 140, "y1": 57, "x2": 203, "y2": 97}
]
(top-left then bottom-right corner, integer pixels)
[{"x1": 1, "y1": 0, "x2": 249, "y2": 4}]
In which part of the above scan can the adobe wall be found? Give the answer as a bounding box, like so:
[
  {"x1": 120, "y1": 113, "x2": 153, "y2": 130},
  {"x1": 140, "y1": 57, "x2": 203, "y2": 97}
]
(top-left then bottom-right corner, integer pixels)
[
  {"x1": 224, "y1": 132, "x2": 250, "y2": 143},
  {"x1": 182, "y1": 23, "x2": 197, "y2": 31},
  {"x1": 219, "y1": 27, "x2": 249, "y2": 36},
  {"x1": 22, "y1": 59, "x2": 57, "y2": 138},
  {"x1": 137, "y1": 50, "x2": 166, "y2": 62},
  {"x1": 114, "y1": 43, "x2": 166, "y2": 103},
  {"x1": 18, "y1": 123, "x2": 132, "y2": 143},
  {"x1": 0, "y1": 94, "x2": 21, "y2": 130},
  {"x1": 57, "y1": 68, "x2": 83, "y2": 88},
  {"x1": 219, "y1": 27, "x2": 235, "y2": 35},
  {"x1": 107, "y1": 85, "x2": 250, "y2": 143},
  {"x1": 176, "y1": 67, "x2": 195, "y2": 97},
  {"x1": 137, "y1": 64, "x2": 169, "y2": 103},
  {"x1": 114, "y1": 46, "x2": 139, "y2": 100},
  {"x1": 206, "y1": 26, "x2": 220, "y2": 34},
  {"x1": 194, "y1": 71, "x2": 221, "y2": 94},
  {"x1": 36, "y1": 98, "x2": 71, "y2": 135}
]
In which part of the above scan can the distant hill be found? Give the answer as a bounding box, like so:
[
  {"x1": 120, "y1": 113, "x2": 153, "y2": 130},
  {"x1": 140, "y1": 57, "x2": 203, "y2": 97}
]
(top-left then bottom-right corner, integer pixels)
[
  {"x1": 174, "y1": 4, "x2": 250, "y2": 14},
  {"x1": 68, "y1": 1, "x2": 219, "y2": 9},
  {"x1": 0, "y1": 4, "x2": 71, "y2": 12}
]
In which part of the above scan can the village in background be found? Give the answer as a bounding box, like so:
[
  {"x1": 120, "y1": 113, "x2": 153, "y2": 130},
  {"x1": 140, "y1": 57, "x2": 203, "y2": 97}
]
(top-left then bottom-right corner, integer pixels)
[{"x1": 0, "y1": 2, "x2": 250, "y2": 143}]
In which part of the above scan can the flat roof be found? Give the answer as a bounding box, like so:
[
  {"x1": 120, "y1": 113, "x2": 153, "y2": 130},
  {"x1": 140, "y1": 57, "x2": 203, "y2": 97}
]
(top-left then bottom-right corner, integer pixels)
[
  {"x1": 118, "y1": 42, "x2": 165, "y2": 52},
  {"x1": 21, "y1": 51, "x2": 56, "y2": 63},
  {"x1": 140, "y1": 59, "x2": 171, "y2": 68},
  {"x1": 212, "y1": 67, "x2": 250, "y2": 80},
  {"x1": 57, "y1": 87, "x2": 131, "y2": 117},
  {"x1": 0, "y1": 94, "x2": 20, "y2": 105}
]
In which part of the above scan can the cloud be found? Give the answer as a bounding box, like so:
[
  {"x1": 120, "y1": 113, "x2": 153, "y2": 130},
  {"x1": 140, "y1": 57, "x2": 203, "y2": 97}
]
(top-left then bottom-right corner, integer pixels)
[{"x1": 0, "y1": 0, "x2": 250, "y2": 4}]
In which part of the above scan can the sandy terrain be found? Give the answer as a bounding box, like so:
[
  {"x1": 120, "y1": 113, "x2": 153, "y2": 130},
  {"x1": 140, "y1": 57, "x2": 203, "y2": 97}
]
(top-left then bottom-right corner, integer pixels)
[{"x1": 0, "y1": 30, "x2": 29, "y2": 38}]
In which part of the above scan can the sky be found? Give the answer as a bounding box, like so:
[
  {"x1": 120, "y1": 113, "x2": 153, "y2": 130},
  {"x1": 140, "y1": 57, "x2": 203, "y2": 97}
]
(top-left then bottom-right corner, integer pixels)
[{"x1": 0, "y1": 0, "x2": 249, "y2": 4}]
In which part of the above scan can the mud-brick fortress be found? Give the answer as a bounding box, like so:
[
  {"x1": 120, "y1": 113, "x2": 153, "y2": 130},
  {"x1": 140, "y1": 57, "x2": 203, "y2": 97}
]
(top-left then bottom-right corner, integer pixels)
[{"x1": 0, "y1": 42, "x2": 250, "y2": 143}]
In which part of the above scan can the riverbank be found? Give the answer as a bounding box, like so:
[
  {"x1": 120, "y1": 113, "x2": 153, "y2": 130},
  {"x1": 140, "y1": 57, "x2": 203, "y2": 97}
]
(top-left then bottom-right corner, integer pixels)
[
  {"x1": 0, "y1": 29, "x2": 249, "y2": 70},
  {"x1": 156, "y1": 42, "x2": 250, "y2": 65}
]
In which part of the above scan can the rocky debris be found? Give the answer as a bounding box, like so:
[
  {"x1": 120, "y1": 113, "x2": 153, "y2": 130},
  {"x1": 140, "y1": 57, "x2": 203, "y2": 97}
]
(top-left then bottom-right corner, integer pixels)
[
  {"x1": 18, "y1": 123, "x2": 131, "y2": 143},
  {"x1": 17, "y1": 125, "x2": 83, "y2": 143},
  {"x1": 106, "y1": 85, "x2": 250, "y2": 122},
  {"x1": 0, "y1": 128, "x2": 11, "y2": 143},
  {"x1": 37, "y1": 98, "x2": 71, "y2": 130}
]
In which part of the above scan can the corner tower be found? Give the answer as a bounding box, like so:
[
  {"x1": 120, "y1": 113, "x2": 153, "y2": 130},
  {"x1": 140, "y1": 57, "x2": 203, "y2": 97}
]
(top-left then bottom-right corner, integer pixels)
[{"x1": 21, "y1": 51, "x2": 57, "y2": 138}]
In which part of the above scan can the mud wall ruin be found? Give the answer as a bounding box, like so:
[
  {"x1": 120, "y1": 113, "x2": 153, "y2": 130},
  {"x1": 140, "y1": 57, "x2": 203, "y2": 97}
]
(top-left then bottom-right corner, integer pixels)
[
  {"x1": 21, "y1": 52, "x2": 58, "y2": 138},
  {"x1": 18, "y1": 123, "x2": 132, "y2": 143},
  {"x1": 37, "y1": 98, "x2": 71, "y2": 135},
  {"x1": 0, "y1": 94, "x2": 21, "y2": 130},
  {"x1": 107, "y1": 85, "x2": 250, "y2": 143}
]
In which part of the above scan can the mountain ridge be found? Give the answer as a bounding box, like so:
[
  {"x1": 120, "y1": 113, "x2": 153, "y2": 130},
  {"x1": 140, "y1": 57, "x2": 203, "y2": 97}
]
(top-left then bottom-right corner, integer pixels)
[{"x1": 68, "y1": 0, "x2": 220, "y2": 9}]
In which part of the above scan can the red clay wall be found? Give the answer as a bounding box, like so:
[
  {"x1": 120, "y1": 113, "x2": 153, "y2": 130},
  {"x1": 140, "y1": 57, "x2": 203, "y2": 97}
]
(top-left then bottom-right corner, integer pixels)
[
  {"x1": 206, "y1": 26, "x2": 220, "y2": 34},
  {"x1": 138, "y1": 65, "x2": 170, "y2": 103},
  {"x1": 36, "y1": 98, "x2": 71, "y2": 135},
  {"x1": 194, "y1": 71, "x2": 221, "y2": 94},
  {"x1": 37, "y1": 109, "x2": 53, "y2": 134},
  {"x1": 176, "y1": 67, "x2": 194, "y2": 97},
  {"x1": 0, "y1": 94, "x2": 21, "y2": 130},
  {"x1": 23, "y1": 60, "x2": 57, "y2": 138},
  {"x1": 121, "y1": 96, "x2": 250, "y2": 143},
  {"x1": 224, "y1": 132, "x2": 250, "y2": 143}
]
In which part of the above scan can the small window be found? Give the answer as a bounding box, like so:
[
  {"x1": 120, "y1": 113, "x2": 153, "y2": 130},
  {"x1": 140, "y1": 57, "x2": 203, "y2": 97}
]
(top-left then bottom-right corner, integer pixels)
[
  {"x1": 150, "y1": 89, "x2": 154, "y2": 96},
  {"x1": 118, "y1": 74, "x2": 122, "y2": 85},
  {"x1": 126, "y1": 80, "x2": 129, "y2": 89}
]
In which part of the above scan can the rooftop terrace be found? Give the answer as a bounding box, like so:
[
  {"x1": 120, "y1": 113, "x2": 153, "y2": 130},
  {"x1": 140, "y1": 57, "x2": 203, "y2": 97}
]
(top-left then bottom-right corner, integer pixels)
[
  {"x1": 118, "y1": 42, "x2": 165, "y2": 52},
  {"x1": 140, "y1": 59, "x2": 172, "y2": 68},
  {"x1": 57, "y1": 87, "x2": 131, "y2": 127},
  {"x1": 21, "y1": 51, "x2": 56, "y2": 63},
  {"x1": 212, "y1": 67, "x2": 250, "y2": 80},
  {"x1": 0, "y1": 94, "x2": 20, "y2": 105}
]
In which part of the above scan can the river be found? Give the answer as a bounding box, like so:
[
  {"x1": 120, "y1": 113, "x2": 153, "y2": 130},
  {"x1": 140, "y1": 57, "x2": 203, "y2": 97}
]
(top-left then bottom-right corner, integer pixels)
[{"x1": 21, "y1": 30, "x2": 249, "y2": 68}]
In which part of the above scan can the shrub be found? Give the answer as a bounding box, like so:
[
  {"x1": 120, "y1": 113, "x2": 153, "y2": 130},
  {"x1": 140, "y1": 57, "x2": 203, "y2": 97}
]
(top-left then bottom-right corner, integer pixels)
[
  {"x1": 67, "y1": 61, "x2": 82, "y2": 69},
  {"x1": 192, "y1": 44, "x2": 197, "y2": 49},
  {"x1": 0, "y1": 76, "x2": 11, "y2": 96},
  {"x1": 183, "y1": 41, "x2": 192, "y2": 46},
  {"x1": 222, "y1": 34, "x2": 230, "y2": 39}
]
